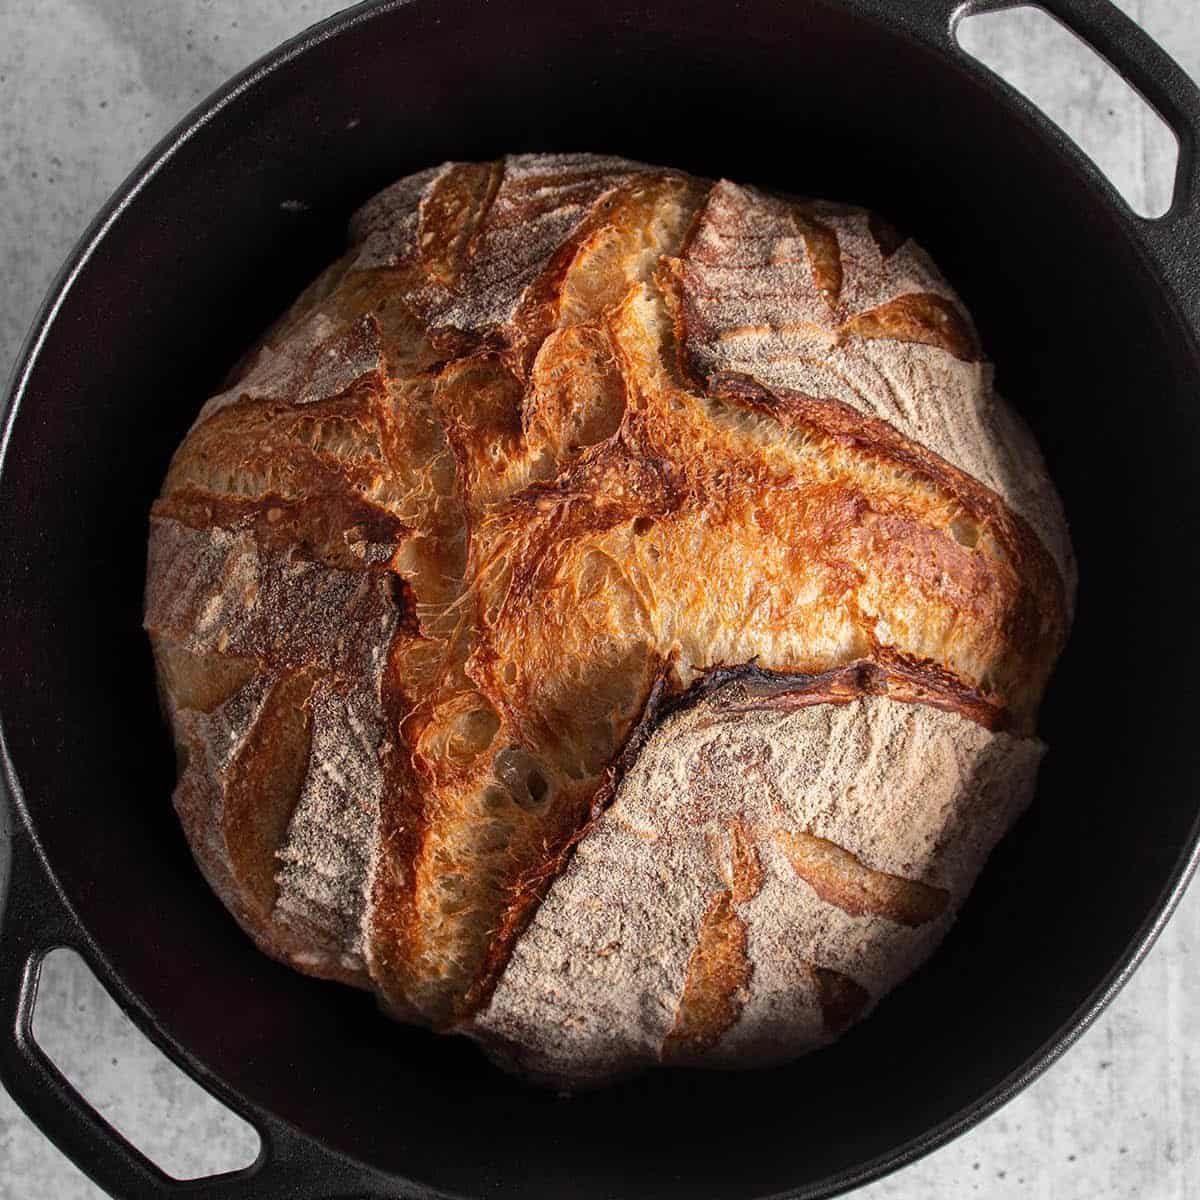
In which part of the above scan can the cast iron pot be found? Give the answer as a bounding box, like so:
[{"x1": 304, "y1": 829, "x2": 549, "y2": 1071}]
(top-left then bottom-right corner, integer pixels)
[{"x1": 3, "y1": 1, "x2": 1200, "y2": 1196}]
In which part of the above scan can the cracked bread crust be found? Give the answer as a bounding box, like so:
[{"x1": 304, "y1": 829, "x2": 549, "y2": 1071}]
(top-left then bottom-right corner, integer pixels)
[{"x1": 145, "y1": 153, "x2": 1072, "y2": 1088}]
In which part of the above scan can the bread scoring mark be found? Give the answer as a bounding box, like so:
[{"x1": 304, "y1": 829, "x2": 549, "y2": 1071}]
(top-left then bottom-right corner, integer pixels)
[
  {"x1": 792, "y1": 208, "x2": 843, "y2": 307},
  {"x1": 199, "y1": 312, "x2": 386, "y2": 425},
  {"x1": 348, "y1": 162, "x2": 448, "y2": 271},
  {"x1": 776, "y1": 830, "x2": 949, "y2": 927},
  {"x1": 417, "y1": 160, "x2": 503, "y2": 288},
  {"x1": 726, "y1": 821, "x2": 765, "y2": 903},
  {"x1": 362, "y1": 626, "x2": 431, "y2": 1027},
  {"x1": 505, "y1": 172, "x2": 710, "y2": 376},
  {"x1": 667, "y1": 179, "x2": 1075, "y2": 597},
  {"x1": 813, "y1": 966, "x2": 871, "y2": 1036},
  {"x1": 843, "y1": 293, "x2": 979, "y2": 362},
  {"x1": 151, "y1": 636, "x2": 256, "y2": 716},
  {"x1": 145, "y1": 515, "x2": 399, "y2": 683},
  {"x1": 662, "y1": 890, "x2": 752, "y2": 1060},
  {"x1": 704, "y1": 369, "x2": 1050, "y2": 606},
  {"x1": 153, "y1": 487, "x2": 408, "y2": 572},
  {"x1": 165, "y1": 377, "x2": 421, "y2": 526},
  {"x1": 701, "y1": 371, "x2": 1068, "y2": 713},
  {"x1": 410, "y1": 153, "x2": 652, "y2": 347},
  {"x1": 224, "y1": 668, "x2": 317, "y2": 920}
]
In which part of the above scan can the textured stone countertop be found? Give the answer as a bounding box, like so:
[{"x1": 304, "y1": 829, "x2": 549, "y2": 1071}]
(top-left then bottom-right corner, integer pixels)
[{"x1": 1, "y1": 2, "x2": 1197, "y2": 1197}]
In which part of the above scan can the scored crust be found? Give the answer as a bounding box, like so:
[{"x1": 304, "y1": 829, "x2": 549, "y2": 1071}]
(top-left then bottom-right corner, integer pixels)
[
  {"x1": 144, "y1": 153, "x2": 1073, "y2": 1085},
  {"x1": 472, "y1": 662, "x2": 1043, "y2": 1088}
]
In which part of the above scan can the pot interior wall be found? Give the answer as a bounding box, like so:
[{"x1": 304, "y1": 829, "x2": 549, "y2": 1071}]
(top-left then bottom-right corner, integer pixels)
[{"x1": 1, "y1": 2, "x2": 1198, "y2": 1196}]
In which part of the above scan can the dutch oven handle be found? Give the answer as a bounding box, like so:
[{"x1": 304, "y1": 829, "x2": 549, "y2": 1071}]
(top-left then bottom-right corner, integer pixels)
[
  {"x1": 916, "y1": 0, "x2": 1200, "y2": 330},
  {"x1": 0, "y1": 813, "x2": 402, "y2": 1199}
]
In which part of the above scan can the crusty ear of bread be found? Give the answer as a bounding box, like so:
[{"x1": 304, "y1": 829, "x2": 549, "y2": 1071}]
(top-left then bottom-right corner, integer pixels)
[{"x1": 145, "y1": 154, "x2": 1072, "y2": 1086}]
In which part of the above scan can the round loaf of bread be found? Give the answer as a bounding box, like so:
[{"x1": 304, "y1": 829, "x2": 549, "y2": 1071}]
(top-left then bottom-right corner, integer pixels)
[{"x1": 145, "y1": 154, "x2": 1074, "y2": 1089}]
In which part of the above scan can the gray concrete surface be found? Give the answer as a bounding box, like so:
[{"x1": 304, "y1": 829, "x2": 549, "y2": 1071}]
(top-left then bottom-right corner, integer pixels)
[{"x1": 1, "y1": 1, "x2": 1198, "y2": 1196}]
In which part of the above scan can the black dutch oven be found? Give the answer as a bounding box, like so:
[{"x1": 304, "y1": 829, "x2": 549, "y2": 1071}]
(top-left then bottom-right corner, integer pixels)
[{"x1": 2, "y1": 1, "x2": 1199, "y2": 1197}]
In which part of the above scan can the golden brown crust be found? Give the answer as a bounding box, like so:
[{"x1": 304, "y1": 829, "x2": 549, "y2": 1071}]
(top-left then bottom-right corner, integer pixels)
[
  {"x1": 662, "y1": 180, "x2": 1076, "y2": 599},
  {"x1": 662, "y1": 891, "x2": 753, "y2": 1059},
  {"x1": 842, "y1": 292, "x2": 980, "y2": 362},
  {"x1": 145, "y1": 154, "x2": 1073, "y2": 1083},
  {"x1": 704, "y1": 370, "x2": 1067, "y2": 692},
  {"x1": 775, "y1": 830, "x2": 949, "y2": 927}
]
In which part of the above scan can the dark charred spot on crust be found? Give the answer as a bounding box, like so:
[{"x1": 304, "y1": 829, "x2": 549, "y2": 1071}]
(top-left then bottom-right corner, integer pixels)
[
  {"x1": 385, "y1": 574, "x2": 422, "y2": 636},
  {"x1": 691, "y1": 656, "x2": 1007, "y2": 733},
  {"x1": 867, "y1": 211, "x2": 906, "y2": 259},
  {"x1": 871, "y1": 648, "x2": 1011, "y2": 731},
  {"x1": 814, "y1": 966, "x2": 871, "y2": 1036}
]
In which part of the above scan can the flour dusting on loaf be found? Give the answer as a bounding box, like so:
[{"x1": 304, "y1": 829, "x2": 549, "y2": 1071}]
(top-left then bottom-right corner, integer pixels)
[
  {"x1": 474, "y1": 665, "x2": 1042, "y2": 1085},
  {"x1": 146, "y1": 154, "x2": 1073, "y2": 1088},
  {"x1": 273, "y1": 681, "x2": 385, "y2": 973},
  {"x1": 669, "y1": 180, "x2": 1076, "y2": 596}
]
